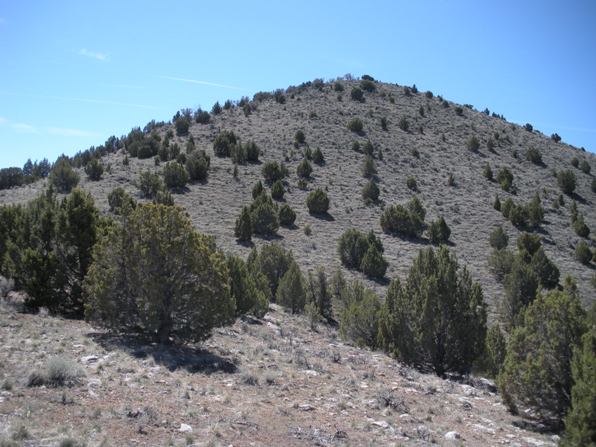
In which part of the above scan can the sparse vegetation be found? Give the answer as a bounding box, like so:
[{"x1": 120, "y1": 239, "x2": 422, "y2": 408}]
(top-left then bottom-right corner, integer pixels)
[
  {"x1": 306, "y1": 188, "x2": 329, "y2": 215},
  {"x1": 347, "y1": 117, "x2": 364, "y2": 133},
  {"x1": 558, "y1": 169, "x2": 577, "y2": 195}
]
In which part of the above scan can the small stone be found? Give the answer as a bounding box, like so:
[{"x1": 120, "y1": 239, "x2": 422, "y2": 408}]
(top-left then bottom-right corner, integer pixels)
[
  {"x1": 445, "y1": 431, "x2": 461, "y2": 440},
  {"x1": 298, "y1": 404, "x2": 315, "y2": 411},
  {"x1": 179, "y1": 423, "x2": 192, "y2": 433},
  {"x1": 81, "y1": 355, "x2": 98, "y2": 364},
  {"x1": 372, "y1": 420, "x2": 390, "y2": 429}
]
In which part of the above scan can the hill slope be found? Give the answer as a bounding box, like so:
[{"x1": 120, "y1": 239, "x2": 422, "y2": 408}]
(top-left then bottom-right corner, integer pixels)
[
  {"x1": 0, "y1": 300, "x2": 560, "y2": 446},
  {"x1": 1, "y1": 78, "x2": 595, "y2": 314}
]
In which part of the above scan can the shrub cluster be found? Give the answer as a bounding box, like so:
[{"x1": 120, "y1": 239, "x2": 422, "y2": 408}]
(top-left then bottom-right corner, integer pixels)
[
  {"x1": 84, "y1": 158, "x2": 104, "y2": 181},
  {"x1": 525, "y1": 147, "x2": 542, "y2": 165},
  {"x1": 500, "y1": 194, "x2": 544, "y2": 229},
  {"x1": 380, "y1": 197, "x2": 426, "y2": 238},
  {"x1": 0, "y1": 158, "x2": 52, "y2": 190},
  {"x1": 557, "y1": 169, "x2": 576, "y2": 195},
  {"x1": 262, "y1": 161, "x2": 288, "y2": 183},
  {"x1": 496, "y1": 167, "x2": 514, "y2": 192},
  {"x1": 306, "y1": 188, "x2": 329, "y2": 214},
  {"x1": 235, "y1": 189, "x2": 298, "y2": 241},
  {"x1": 337, "y1": 229, "x2": 387, "y2": 280}
]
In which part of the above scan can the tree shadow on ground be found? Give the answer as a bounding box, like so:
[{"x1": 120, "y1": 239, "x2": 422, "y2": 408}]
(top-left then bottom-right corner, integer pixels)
[
  {"x1": 88, "y1": 332, "x2": 238, "y2": 374},
  {"x1": 309, "y1": 212, "x2": 335, "y2": 221}
]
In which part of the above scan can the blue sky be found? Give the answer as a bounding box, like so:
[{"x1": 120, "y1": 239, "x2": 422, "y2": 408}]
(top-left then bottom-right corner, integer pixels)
[{"x1": 1, "y1": 0, "x2": 595, "y2": 168}]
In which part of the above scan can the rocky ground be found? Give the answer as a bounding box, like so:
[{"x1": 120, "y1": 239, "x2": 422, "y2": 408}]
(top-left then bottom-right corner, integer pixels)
[{"x1": 0, "y1": 298, "x2": 561, "y2": 447}]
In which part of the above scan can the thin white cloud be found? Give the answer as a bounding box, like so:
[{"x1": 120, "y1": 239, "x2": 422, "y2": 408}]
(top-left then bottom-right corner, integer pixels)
[
  {"x1": 159, "y1": 75, "x2": 243, "y2": 90},
  {"x1": 10, "y1": 122, "x2": 38, "y2": 133},
  {"x1": 78, "y1": 48, "x2": 108, "y2": 62},
  {"x1": 47, "y1": 127, "x2": 100, "y2": 137},
  {"x1": 0, "y1": 117, "x2": 99, "y2": 137}
]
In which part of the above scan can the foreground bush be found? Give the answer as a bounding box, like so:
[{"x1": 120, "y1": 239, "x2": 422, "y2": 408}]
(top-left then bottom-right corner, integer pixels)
[
  {"x1": 378, "y1": 246, "x2": 487, "y2": 376},
  {"x1": 27, "y1": 356, "x2": 84, "y2": 388},
  {"x1": 347, "y1": 117, "x2": 363, "y2": 133},
  {"x1": 498, "y1": 290, "x2": 586, "y2": 428},
  {"x1": 84, "y1": 204, "x2": 235, "y2": 343}
]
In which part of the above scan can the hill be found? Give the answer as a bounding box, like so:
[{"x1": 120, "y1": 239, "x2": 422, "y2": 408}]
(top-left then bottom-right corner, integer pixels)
[{"x1": 1, "y1": 77, "x2": 594, "y2": 315}]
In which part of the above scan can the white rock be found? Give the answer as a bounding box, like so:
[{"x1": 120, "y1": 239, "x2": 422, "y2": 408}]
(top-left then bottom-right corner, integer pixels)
[
  {"x1": 179, "y1": 423, "x2": 192, "y2": 433},
  {"x1": 372, "y1": 420, "x2": 390, "y2": 429},
  {"x1": 445, "y1": 431, "x2": 461, "y2": 440}
]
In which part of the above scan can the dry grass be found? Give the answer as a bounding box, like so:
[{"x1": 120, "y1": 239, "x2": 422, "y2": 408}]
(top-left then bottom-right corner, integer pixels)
[{"x1": 0, "y1": 302, "x2": 559, "y2": 446}]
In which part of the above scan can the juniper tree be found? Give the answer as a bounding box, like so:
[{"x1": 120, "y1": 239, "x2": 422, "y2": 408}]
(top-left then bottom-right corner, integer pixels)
[
  {"x1": 248, "y1": 243, "x2": 294, "y2": 300},
  {"x1": 49, "y1": 157, "x2": 80, "y2": 193},
  {"x1": 307, "y1": 267, "x2": 333, "y2": 322},
  {"x1": 498, "y1": 289, "x2": 586, "y2": 427},
  {"x1": 562, "y1": 327, "x2": 596, "y2": 446},
  {"x1": 378, "y1": 246, "x2": 486, "y2": 376},
  {"x1": 234, "y1": 206, "x2": 253, "y2": 242},
  {"x1": 84, "y1": 204, "x2": 234, "y2": 344},
  {"x1": 339, "y1": 281, "x2": 381, "y2": 349},
  {"x1": 276, "y1": 262, "x2": 306, "y2": 314},
  {"x1": 227, "y1": 255, "x2": 268, "y2": 318}
]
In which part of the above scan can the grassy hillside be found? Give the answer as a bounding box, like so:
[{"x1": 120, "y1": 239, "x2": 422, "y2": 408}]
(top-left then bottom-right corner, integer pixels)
[{"x1": 1, "y1": 77, "x2": 594, "y2": 316}]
